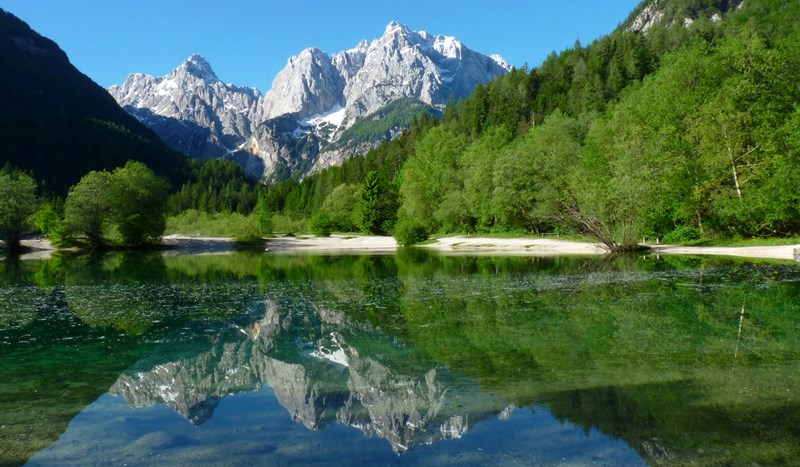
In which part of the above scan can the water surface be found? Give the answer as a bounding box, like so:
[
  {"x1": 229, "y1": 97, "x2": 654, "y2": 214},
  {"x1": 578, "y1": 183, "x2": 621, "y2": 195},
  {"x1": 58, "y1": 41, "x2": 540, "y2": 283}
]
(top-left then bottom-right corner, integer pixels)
[{"x1": 1, "y1": 251, "x2": 799, "y2": 465}]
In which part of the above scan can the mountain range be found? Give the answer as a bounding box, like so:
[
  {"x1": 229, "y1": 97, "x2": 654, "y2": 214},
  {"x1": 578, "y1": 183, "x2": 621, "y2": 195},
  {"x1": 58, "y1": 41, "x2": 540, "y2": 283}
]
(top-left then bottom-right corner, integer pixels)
[{"x1": 109, "y1": 22, "x2": 510, "y2": 182}]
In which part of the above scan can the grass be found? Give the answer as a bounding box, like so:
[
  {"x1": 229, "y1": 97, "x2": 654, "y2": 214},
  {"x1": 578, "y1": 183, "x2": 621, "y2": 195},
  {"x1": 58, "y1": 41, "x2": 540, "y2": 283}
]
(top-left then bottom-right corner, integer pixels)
[{"x1": 165, "y1": 209, "x2": 260, "y2": 238}]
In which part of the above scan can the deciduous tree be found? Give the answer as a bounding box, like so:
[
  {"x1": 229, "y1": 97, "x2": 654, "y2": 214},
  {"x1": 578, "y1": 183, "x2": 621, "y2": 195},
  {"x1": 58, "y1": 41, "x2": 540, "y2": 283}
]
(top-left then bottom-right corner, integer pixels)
[{"x1": 0, "y1": 171, "x2": 37, "y2": 253}]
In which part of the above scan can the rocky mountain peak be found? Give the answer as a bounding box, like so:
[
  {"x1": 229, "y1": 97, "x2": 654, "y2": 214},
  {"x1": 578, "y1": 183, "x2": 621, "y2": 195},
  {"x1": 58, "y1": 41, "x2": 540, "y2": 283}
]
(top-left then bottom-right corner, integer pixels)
[
  {"x1": 175, "y1": 53, "x2": 219, "y2": 82},
  {"x1": 108, "y1": 52, "x2": 262, "y2": 162},
  {"x1": 490, "y1": 54, "x2": 510, "y2": 69},
  {"x1": 384, "y1": 20, "x2": 410, "y2": 36},
  {"x1": 260, "y1": 46, "x2": 344, "y2": 120}
]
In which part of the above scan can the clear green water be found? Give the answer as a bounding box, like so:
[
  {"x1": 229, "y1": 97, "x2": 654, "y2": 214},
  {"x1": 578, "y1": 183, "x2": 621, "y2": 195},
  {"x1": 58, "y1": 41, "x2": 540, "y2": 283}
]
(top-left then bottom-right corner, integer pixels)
[{"x1": 1, "y1": 250, "x2": 799, "y2": 465}]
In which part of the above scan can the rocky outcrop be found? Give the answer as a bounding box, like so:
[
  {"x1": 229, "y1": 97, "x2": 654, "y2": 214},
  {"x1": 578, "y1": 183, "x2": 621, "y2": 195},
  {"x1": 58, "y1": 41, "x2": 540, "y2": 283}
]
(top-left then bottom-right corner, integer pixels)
[
  {"x1": 628, "y1": 0, "x2": 742, "y2": 34},
  {"x1": 629, "y1": 1, "x2": 665, "y2": 33},
  {"x1": 259, "y1": 48, "x2": 345, "y2": 121}
]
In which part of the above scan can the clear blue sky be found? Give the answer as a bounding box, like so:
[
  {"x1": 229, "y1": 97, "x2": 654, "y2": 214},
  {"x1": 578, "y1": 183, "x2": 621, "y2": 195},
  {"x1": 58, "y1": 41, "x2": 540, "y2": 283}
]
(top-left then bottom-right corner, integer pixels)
[{"x1": 1, "y1": 0, "x2": 642, "y2": 92}]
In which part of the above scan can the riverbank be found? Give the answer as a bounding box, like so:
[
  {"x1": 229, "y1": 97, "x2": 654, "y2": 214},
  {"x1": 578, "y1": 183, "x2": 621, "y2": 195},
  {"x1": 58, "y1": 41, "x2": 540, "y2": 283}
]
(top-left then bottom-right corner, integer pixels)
[
  {"x1": 646, "y1": 242, "x2": 800, "y2": 261},
  {"x1": 8, "y1": 235, "x2": 800, "y2": 262}
]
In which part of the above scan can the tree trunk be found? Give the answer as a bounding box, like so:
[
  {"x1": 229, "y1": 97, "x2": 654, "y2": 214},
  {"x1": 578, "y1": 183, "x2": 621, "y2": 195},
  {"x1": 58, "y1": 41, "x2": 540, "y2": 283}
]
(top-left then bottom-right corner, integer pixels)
[{"x1": 3, "y1": 230, "x2": 22, "y2": 253}]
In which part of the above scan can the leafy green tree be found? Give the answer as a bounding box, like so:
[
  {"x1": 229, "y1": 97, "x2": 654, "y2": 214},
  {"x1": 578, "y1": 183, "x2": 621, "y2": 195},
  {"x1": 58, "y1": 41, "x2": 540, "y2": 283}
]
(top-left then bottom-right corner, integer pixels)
[
  {"x1": 399, "y1": 126, "x2": 468, "y2": 232},
  {"x1": 0, "y1": 171, "x2": 37, "y2": 252},
  {"x1": 64, "y1": 171, "x2": 115, "y2": 249},
  {"x1": 321, "y1": 183, "x2": 360, "y2": 232},
  {"x1": 34, "y1": 199, "x2": 65, "y2": 245},
  {"x1": 64, "y1": 162, "x2": 168, "y2": 248},
  {"x1": 111, "y1": 161, "x2": 168, "y2": 246},
  {"x1": 253, "y1": 196, "x2": 273, "y2": 236},
  {"x1": 492, "y1": 112, "x2": 584, "y2": 233},
  {"x1": 460, "y1": 125, "x2": 513, "y2": 231}
]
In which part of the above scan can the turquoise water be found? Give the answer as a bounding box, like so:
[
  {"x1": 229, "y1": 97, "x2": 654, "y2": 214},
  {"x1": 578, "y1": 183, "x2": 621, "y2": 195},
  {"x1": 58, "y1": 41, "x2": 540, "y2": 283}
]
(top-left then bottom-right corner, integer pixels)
[{"x1": 2, "y1": 251, "x2": 799, "y2": 465}]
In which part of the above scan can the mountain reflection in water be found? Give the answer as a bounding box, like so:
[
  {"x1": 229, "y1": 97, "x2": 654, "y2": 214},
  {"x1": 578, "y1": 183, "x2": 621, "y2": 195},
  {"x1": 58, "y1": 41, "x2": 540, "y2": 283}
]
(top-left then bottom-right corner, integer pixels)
[
  {"x1": 110, "y1": 293, "x2": 502, "y2": 453},
  {"x1": 3, "y1": 250, "x2": 800, "y2": 466}
]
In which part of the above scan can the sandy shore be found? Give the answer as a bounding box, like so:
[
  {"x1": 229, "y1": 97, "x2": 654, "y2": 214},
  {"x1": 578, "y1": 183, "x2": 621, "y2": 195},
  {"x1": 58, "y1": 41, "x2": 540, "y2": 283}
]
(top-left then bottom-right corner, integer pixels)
[
  {"x1": 264, "y1": 234, "x2": 397, "y2": 254},
  {"x1": 647, "y1": 243, "x2": 800, "y2": 261},
  {"x1": 7, "y1": 235, "x2": 800, "y2": 262},
  {"x1": 423, "y1": 236, "x2": 607, "y2": 256}
]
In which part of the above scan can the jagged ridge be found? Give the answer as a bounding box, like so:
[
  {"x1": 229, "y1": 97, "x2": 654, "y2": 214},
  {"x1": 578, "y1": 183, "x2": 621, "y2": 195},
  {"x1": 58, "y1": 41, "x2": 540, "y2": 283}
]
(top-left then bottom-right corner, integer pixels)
[{"x1": 109, "y1": 22, "x2": 509, "y2": 182}]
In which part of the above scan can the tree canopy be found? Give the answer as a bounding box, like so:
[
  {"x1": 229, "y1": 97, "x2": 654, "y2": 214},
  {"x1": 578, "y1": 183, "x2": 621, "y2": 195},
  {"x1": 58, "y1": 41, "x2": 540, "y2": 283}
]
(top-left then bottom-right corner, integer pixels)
[
  {"x1": 0, "y1": 169, "x2": 37, "y2": 252},
  {"x1": 64, "y1": 161, "x2": 168, "y2": 248}
]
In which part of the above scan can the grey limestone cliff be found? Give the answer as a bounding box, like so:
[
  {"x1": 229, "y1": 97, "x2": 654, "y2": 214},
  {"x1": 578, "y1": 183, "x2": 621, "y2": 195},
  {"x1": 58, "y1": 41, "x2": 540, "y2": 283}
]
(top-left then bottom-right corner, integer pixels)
[{"x1": 108, "y1": 54, "x2": 261, "y2": 161}]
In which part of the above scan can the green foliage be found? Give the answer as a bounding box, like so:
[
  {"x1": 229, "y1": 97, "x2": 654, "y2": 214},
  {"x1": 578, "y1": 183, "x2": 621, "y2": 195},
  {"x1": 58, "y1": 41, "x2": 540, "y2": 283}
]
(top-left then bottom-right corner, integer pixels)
[
  {"x1": 0, "y1": 170, "x2": 37, "y2": 252},
  {"x1": 110, "y1": 162, "x2": 168, "y2": 246},
  {"x1": 34, "y1": 199, "x2": 66, "y2": 246},
  {"x1": 253, "y1": 196, "x2": 274, "y2": 236},
  {"x1": 0, "y1": 114, "x2": 194, "y2": 198},
  {"x1": 63, "y1": 162, "x2": 169, "y2": 248},
  {"x1": 167, "y1": 159, "x2": 265, "y2": 215},
  {"x1": 321, "y1": 184, "x2": 360, "y2": 232},
  {"x1": 256, "y1": 1, "x2": 800, "y2": 245},
  {"x1": 34, "y1": 202, "x2": 60, "y2": 237},
  {"x1": 270, "y1": 213, "x2": 308, "y2": 235},
  {"x1": 355, "y1": 172, "x2": 397, "y2": 235},
  {"x1": 165, "y1": 209, "x2": 260, "y2": 239},
  {"x1": 400, "y1": 126, "x2": 468, "y2": 232},
  {"x1": 309, "y1": 210, "x2": 334, "y2": 237},
  {"x1": 63, "y1": 170, "x2": 114, "y2": 249},
  {"x1": 393, "y1": 217, "x2": 429, "y2": 246},
  {"x1": 332, "y1": 98, "x2": 440, "y2": 150},
  {"x1": 662, "y1": 225, "x2": 702, "y2": 243},
  {"x1": 263, "y1": 113, "x2": 436, "y2": 225}
]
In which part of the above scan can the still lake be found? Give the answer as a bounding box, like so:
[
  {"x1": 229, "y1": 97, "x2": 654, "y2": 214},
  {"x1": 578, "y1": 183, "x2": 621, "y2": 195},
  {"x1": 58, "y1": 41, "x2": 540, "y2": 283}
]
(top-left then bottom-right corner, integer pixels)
[{"x1": 1, "y1": 249, "x2": 799, "y2": 465}]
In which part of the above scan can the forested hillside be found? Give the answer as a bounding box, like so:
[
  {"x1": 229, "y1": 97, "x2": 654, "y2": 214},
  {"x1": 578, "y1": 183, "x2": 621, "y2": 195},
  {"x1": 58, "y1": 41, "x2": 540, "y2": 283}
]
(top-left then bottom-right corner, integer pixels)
[{"x1": 262, "y1": 0, "x2": 800, "y2": 249}]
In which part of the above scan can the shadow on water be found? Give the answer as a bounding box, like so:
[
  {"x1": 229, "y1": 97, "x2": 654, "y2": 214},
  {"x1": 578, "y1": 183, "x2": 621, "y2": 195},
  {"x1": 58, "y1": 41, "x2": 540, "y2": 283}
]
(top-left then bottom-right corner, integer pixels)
[{"x1": 1, "y1": 249, "x2": 799, "y2": 465}]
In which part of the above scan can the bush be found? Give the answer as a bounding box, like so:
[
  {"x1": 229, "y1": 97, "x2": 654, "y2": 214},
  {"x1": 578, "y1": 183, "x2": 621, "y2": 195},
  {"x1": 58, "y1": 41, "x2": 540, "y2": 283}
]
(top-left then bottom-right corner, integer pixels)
[
  {"x1": 662, "y1": 225, "x2": 701, "y2": 244},
  {"x1": 253, "y1": 197, "x2": 273, "y2": 236},
  {"x1": 233, "y1": 215, "x2": 262, "y2": 243},
  {"x1": 271, "y1": 214, "x2": 308, "y2": 235},
  {"x1": 309, "y1": 210, "x2": 334, "y2": 237},
  {"x1": 166, "y1": 209, "x2": 256, "y2": 237},
  {"x1": 394, "y1": 218, "x2": 428, "y2": 246}
]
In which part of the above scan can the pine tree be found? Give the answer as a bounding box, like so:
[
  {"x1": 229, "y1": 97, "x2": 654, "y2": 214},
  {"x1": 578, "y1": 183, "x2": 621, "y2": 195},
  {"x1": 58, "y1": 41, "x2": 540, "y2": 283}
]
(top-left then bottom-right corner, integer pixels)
[{"x1": 355, "y1": 172, "x2": 390, "y2": 234}]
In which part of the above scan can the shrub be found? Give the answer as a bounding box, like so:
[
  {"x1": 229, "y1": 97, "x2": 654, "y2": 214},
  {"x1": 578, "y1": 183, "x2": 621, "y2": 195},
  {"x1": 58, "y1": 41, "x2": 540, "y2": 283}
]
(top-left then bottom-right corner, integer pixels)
[
  {"x1": 394, "y1": 218, "x2": 428, "y2": 246},
  {"x1": 662, "y1": 225, "x2": 701, "y2": 244},
  {"x1": 309, "y1": 210, "x2": 334, "y2": 237},
  {"x1": 271, "y1": 214, "x2": 308, "y2": 235}
]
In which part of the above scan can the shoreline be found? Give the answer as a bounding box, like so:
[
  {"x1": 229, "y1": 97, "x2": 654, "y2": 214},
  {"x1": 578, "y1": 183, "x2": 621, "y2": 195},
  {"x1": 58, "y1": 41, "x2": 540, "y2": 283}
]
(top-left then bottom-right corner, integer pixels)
[{"x1": 7, "y1": 234, "x2": 800, "y2": 262}]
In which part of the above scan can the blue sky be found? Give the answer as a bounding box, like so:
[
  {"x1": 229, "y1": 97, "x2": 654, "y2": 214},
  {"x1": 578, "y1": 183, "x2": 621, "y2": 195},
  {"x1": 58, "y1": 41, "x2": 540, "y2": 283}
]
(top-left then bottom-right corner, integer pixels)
[{"x1": 1, "y1": 0, "x2": 642, "y2": 92}]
